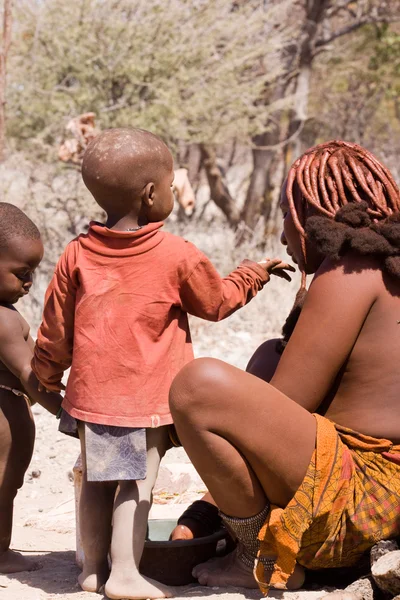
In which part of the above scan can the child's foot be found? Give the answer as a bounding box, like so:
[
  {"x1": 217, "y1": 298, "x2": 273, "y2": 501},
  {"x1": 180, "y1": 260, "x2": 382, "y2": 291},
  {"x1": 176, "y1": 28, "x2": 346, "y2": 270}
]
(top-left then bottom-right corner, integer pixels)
[
  {"x1": 0, "y1": 550, "x2": 42, "y2": 574},
  {"x1": 192, "y1": 548, "x2": 305, "y2": 589},
  {"x1": 105, "y1": 571, "x2": 173, "y2": 599},
  {"x1": 78, "y1": 562, "x2": 110, "y2": 593}
]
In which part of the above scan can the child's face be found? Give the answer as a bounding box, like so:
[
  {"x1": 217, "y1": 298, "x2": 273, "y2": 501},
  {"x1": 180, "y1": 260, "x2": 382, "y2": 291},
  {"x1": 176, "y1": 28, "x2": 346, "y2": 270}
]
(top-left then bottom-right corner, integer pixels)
[
  {"x1": 279, "y1": 183, "x2": 324, "y2": 274},
  {"x1": 0, "y1": 236, "x2": 44, "y2": 304},
  {"x1": 145, "y1": 165, "x2": 175, "y2": 223}
]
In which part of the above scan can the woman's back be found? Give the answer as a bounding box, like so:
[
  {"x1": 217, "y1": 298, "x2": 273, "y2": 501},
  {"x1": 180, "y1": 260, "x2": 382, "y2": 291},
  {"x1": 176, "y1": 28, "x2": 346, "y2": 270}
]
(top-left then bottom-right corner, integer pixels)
[
  {"x1": 326, "y1": 255, "x2": 400, "y2": 440},
  {"x1": 270, "y1": 252, "x2": 400, "y2": 442}
]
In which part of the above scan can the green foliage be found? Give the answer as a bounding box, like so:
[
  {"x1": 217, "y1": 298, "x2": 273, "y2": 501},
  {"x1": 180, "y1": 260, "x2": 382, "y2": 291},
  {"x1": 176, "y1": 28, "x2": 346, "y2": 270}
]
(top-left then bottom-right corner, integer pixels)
[
  {"x1": 305, "y1": 20, "x2": 400, "y2": 170},
  {"x1": 368, "y1": 24, "x2": 400, "y2": 98},
  {"x1": 8, "y1": 0, "x2": 287, "y2": 149}
]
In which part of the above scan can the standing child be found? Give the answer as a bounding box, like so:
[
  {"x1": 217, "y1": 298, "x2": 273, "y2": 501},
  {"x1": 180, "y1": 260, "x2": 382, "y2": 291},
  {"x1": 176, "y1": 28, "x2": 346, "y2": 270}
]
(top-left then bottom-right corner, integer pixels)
[
  {"x1": 32, "y1": 127, "x2": 294, "y2": 599},
  {"x1": 0, "y1": 203, "x2": 62, "y2": 574}
]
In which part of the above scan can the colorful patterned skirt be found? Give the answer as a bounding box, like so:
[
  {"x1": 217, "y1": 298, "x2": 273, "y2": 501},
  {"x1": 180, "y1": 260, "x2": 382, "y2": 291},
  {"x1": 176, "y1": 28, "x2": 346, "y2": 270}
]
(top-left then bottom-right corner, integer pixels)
[{"x1": 255, "y1": 414, "x2": 400, "y2": 594}]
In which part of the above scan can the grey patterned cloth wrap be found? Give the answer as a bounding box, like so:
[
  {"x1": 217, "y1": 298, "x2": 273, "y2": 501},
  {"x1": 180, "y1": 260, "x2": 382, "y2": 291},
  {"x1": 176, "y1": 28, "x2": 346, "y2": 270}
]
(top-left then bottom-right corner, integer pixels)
[{"x1": 59, "y1": 410, "x2": 147, "y2": 482}]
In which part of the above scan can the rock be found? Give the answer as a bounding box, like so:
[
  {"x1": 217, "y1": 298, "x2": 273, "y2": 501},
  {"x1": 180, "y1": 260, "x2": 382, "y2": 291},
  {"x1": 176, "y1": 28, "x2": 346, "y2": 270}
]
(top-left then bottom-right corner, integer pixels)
[
  {"x1": 30, "y1": 469, "x2": 41, "y2": 479},
  {"x1": 320, "y1": 576, "x2": 374, "y2": 600},
  {"x1": 320, "y1": 593, "x2": 359, "y2": 600},
  {"x1": 371, "y1": 549, "x2": 400, "y2": 596},
  {"x1": 344, "y1": 576, "x2": 374, "y2": 600},
  {"x1": 370, "y1": 540, "x2": 399, "y2": 566}
]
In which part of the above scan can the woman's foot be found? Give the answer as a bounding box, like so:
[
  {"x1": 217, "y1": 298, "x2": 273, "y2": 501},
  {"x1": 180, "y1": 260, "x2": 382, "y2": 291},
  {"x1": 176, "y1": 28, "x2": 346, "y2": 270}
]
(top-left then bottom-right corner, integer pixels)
[
  {"x1": 193, "y1": 548, "x2": 305, "y2": 590},
  {"x1": 193, "y1": 548, "x2": 259, "y2": 588},
  {"x1": 78, "y1": 560, "x2": 110, "y2": 593},
  {"x1": 105, "y1": 571, "x2": 173, "y2": 599},
  {"x1": 0, "y1": 549, "x2": 42, "y2": 574}
]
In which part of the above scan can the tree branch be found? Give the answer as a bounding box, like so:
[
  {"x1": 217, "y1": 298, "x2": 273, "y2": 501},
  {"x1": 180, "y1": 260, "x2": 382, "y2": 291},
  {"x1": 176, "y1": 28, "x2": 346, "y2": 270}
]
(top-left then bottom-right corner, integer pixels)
[{"x1": 315, "y1": 18, "x2": 383, "y2": 47}]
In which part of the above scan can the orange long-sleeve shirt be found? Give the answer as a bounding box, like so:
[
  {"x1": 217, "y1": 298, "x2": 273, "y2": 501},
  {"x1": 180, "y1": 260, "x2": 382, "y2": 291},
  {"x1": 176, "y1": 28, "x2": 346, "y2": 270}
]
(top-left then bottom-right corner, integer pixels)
[{"x1": 32, "y1": 222, "x2": 269, "y2": 427}]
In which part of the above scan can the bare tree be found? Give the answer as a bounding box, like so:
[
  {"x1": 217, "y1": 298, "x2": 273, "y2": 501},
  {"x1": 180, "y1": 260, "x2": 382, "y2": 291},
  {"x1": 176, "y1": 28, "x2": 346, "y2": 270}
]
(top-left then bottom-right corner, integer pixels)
[
  {"x1": 0, "y1": 0, "x2": 12, "y2": 161},
  {"x1": 241, "y1": 0, "x2": 400, "y2": 234},
  {"x1": 200, "y1": 144, "x2": 241, "y2": 227}
]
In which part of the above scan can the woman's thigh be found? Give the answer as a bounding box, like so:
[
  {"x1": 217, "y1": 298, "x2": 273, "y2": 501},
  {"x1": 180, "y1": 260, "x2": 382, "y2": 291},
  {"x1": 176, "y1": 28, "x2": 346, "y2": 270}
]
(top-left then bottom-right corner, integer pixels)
[{"x1": 170, "y1": 357, "x2": 316, "y2": 508}]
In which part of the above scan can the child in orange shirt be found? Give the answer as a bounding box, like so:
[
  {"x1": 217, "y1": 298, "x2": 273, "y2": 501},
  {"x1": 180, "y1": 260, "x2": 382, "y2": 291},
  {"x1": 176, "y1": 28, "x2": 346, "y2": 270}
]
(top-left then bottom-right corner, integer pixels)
[{"x1": 32, "y1": 127, "x2": 294, "y2": 599}]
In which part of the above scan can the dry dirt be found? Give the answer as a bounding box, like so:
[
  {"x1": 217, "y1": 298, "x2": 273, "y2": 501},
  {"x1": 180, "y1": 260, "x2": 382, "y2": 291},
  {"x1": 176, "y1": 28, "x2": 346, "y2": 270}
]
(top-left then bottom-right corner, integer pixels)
[{"x1": 0, "y1": 275, "x2": 338, "y2": 600}]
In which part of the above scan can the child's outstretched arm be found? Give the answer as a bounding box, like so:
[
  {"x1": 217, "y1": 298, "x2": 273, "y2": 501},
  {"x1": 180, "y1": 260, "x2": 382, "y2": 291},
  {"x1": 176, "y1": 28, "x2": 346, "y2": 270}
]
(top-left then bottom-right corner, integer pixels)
[
  {"x1": 31, "y1": 244, "x2": 78, "y2": 393},
  {"x1": 0, "y1": 311, "x2": 62, "y2": 415},
  {"x1": 179, "y1": 247, "x2": 294, "y2": 322}
]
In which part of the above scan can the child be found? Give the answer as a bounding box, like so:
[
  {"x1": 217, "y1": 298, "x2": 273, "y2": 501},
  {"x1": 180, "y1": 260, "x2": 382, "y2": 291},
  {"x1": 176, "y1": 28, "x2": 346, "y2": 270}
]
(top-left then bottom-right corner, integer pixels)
[
  {"x1": 168, "y1": 140, "x2": 400, "y2": 593},
  {"x1": 31, "y1": 127, "x2": 294, "y2": 600},
  {"x1": 0, "y1": 202, "x2": 62, "y2": 574}
]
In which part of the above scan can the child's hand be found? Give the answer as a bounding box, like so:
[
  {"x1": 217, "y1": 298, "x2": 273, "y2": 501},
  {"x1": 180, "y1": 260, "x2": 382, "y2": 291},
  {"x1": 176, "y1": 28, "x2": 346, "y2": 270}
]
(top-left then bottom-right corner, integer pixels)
[
  {"x1": 258, "y1": 257, "x2": 296, "y2": 282},
  {"x1": 38, "y1": 381, "x2": 66, "y2": 393}
]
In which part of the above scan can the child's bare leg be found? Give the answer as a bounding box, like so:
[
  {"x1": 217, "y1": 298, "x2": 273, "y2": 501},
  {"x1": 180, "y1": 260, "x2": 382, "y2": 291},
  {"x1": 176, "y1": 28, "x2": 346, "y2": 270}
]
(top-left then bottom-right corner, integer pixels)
[
  {"x1": 0, "y1": 395, "x2": 39, "y2": 573},
  {"x1": 169, "y1": 358, "x2": 316, "y2": 589},
  {"x1": 105, "y1": 427, "x2": 173, "y2": 600},
  {"x1": 77, "y1": 424, "x2": 117, "y2": 592}
]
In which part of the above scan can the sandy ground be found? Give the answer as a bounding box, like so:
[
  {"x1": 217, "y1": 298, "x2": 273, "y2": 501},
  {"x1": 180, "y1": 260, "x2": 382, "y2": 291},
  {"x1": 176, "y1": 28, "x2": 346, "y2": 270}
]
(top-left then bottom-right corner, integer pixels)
[
  {"x1": 1, "y1": 406, "x2": 334, "y2": 600},
  {"x1": 1, "y1": 295, "x2": 338, "y2": 600}
]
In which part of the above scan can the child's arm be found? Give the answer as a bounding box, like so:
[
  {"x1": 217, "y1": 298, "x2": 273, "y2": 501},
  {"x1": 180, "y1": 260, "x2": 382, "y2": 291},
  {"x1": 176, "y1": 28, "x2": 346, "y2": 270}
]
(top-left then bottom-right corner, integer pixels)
[
  {"x1": 179, "y1": 251, "x2": 294, "y2": 321},
  {"x1": 31, "y1": 246, "x2": 77, "y2": 393},
  {"x1": 0, "y1": 313, "x2": 62, "y2": 415}
]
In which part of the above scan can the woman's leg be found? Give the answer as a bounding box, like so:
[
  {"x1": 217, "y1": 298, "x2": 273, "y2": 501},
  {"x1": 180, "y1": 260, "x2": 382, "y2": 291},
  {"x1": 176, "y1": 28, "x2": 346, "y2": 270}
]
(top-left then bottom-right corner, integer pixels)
[
  {"x1": 169, "y1": 357, "x2": 316, "y2": 587},
  {"x1": 171, "y1": 339, "x2": 282, "y2": 542}
]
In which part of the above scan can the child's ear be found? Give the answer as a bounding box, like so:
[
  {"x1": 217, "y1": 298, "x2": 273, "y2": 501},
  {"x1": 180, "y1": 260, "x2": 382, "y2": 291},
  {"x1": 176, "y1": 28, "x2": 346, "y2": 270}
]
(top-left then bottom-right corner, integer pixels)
[{"x1": 142, "y1": 182, "x2": 155, "y2": 207}]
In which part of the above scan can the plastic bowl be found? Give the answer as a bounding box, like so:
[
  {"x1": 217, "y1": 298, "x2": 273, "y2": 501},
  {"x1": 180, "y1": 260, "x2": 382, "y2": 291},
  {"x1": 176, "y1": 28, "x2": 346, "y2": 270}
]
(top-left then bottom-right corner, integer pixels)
[{"x1": 139, "y1": 518, "x2": 230, "y2": 586}]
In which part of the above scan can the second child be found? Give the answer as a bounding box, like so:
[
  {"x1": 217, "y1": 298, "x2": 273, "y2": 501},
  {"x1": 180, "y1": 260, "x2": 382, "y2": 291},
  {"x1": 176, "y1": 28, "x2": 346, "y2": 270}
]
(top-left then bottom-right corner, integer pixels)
[
  {"x1": 0, "y1": 203, "x2": 62, "y2": 574},
  {"x1": 32, "y1": 127, "x2": 294, "y2": 599}
]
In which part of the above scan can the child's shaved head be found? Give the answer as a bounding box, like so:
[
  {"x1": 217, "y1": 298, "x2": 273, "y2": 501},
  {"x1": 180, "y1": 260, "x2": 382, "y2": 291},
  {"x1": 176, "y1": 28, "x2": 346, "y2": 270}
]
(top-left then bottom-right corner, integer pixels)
[
  {"x1": 82, "y1": 128, "x2": 173, "y2": 204},
  {"x1": 0, "y1": 203, "x2": 40, "y2": 248}
]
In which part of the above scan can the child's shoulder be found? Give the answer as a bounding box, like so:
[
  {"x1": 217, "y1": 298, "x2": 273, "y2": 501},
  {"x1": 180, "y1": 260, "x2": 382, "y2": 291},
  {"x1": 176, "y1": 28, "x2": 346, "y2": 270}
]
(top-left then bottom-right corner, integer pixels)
[
  {"x1": 160, "y1": 231, "x2": 204, "y2": 269},
  {"x1": 56, "y1": 237, "x2": 82, "y2": 271},
  {"x1": 0, "y1": 304, "x2": 27, "y2": 340},
  {"x1": 162, "y1": 230, "x2": 201, "y2": 255}
]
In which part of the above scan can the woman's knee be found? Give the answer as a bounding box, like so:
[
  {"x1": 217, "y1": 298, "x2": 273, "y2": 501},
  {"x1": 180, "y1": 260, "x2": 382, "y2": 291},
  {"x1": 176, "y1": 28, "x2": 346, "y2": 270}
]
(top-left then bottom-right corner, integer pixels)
[{"x1": 169, "y1": 358, "x2": 228, "y2": 420}]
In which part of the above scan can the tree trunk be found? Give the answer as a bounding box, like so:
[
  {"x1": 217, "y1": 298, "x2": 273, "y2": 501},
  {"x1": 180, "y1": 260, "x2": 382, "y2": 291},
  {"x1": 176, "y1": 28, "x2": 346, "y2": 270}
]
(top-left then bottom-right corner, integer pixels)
[
  {"x1": 240, "y1": 131, "x2": 279, "y2": 230},
  {"x1": 0, "y1": 0, "x2": 12, "y2": 162},
  {"x1": 284, "y1": 0, "x2": 330, "y2": 165},
  {"x1": 199, "y1": 143, "x2": 241, "y2": 227},
  {"x1": 240, "y1": 49, "x2": 295, "y2": 233}
]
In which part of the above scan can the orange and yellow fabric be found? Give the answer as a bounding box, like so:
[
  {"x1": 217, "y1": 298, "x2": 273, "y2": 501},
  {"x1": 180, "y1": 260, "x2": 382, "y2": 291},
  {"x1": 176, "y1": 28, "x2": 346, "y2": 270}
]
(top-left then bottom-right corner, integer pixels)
[{"x1": 255, "y1": 414, "x2": 400, "y2": 595}]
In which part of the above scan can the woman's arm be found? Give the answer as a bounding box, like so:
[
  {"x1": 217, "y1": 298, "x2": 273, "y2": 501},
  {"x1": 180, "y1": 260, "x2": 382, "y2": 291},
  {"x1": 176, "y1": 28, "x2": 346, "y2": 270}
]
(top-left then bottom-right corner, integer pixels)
[{"x1": 271, "y1": 254, "x2": 380, "y2": 413}]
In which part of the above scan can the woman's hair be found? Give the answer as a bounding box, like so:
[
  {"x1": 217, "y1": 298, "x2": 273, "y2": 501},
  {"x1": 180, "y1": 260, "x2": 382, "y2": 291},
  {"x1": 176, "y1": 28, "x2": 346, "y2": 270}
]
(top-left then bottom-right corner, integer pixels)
[{"x1": 279, "y1": 140, "x2": 400, "y2": 351}]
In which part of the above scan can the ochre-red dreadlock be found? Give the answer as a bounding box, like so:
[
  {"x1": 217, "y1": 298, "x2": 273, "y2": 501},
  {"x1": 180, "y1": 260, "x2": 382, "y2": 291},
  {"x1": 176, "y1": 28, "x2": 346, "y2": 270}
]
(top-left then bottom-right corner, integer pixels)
[
  {"x1": 278, "y1": 140, "x2": 400, "y2": 352},
  {"x1": 285, "y1": 140, "x2": 400, "y2": 291}
]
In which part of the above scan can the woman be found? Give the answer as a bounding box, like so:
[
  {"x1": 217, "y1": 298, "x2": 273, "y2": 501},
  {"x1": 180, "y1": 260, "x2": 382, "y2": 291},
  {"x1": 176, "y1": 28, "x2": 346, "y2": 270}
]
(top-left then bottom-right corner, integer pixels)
[{"x1": 169, "y1": 141, "x2": 400, "y2": 594}]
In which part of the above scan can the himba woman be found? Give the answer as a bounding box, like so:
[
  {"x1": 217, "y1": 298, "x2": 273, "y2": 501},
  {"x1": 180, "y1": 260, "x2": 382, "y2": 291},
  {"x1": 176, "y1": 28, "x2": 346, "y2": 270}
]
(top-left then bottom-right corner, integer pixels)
[{"x1": 169, "y1": 140, "x2": 400, "y2": 593}]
